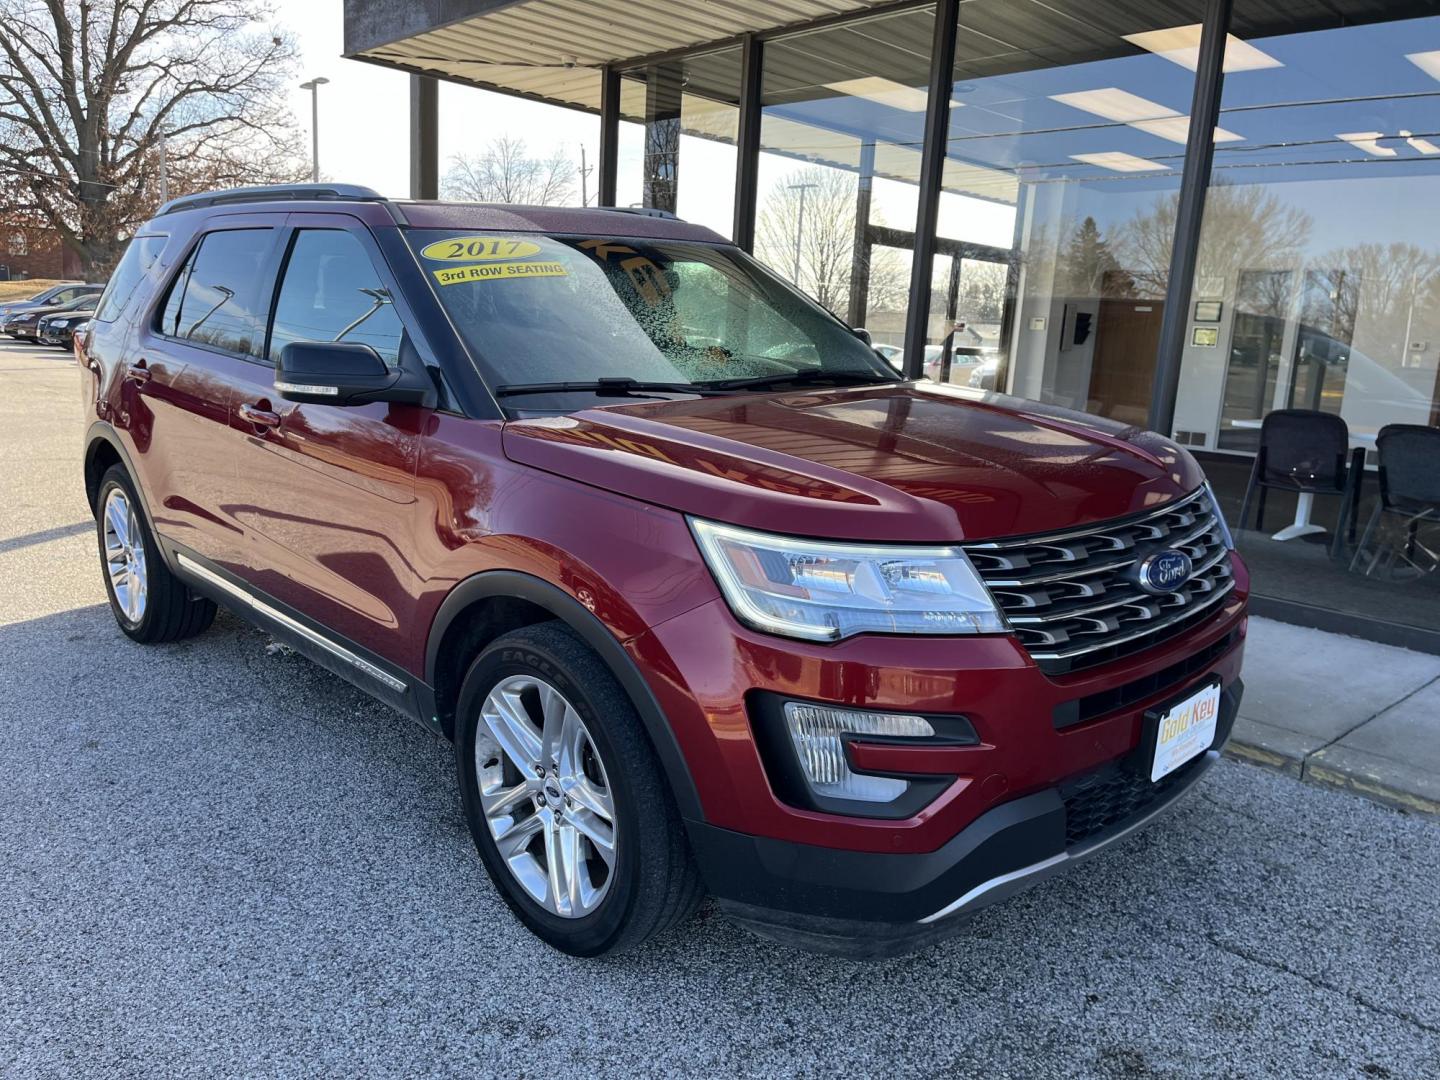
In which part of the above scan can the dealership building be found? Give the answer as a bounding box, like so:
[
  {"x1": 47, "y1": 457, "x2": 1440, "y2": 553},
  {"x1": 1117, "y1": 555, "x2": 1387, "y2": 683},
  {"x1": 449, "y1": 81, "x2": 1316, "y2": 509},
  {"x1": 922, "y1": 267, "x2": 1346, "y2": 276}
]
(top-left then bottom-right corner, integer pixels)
[{"x1": 344, "y1": 0, "x2": 1440, "y2": 651}]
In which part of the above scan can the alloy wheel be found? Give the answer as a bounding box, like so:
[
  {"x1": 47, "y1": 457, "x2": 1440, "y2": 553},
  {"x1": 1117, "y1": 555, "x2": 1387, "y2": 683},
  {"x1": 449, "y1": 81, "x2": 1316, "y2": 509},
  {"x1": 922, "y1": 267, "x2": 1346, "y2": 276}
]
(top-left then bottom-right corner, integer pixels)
[
  {"x1": 102, "y1": 487, "x2": 147, "y2": 623},
  {"x1": 475, "y1": 675, "x2": 618, "y2": 918}
]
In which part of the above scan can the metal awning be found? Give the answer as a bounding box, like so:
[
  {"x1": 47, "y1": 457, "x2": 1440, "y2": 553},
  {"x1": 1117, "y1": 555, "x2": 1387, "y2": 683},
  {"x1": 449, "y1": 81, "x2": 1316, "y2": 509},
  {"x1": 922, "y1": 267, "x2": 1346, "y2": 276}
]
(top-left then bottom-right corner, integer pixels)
[{"x1": 344, "y1": 0, "x2": 898, "y2": 115}]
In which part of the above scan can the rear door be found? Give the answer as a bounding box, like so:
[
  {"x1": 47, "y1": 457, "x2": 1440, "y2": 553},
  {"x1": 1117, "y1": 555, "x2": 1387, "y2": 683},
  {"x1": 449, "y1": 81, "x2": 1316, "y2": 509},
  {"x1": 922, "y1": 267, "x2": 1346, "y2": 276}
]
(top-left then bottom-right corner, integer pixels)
[
  {"x1": 125, "y1": 217, "x2": 285, "y2": 571},
  {"x1": 223, "y1": 214, "x2": 430, "y2": 666}
]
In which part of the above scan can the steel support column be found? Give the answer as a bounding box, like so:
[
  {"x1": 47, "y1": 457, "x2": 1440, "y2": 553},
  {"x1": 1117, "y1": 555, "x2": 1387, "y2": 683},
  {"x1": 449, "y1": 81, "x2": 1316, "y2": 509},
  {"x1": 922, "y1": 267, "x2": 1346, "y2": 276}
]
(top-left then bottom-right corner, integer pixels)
[
  {"x1": 847, "y1": 139, "x2": 876, "y2": 327},
  {"x1": 409, "y1": 74, "x2": 439, "y2": 200},
  {"x1": 900, "y1": 0, "x2": 960, "y2": 381},
  {"x1": 1147, "y1": 0, "x2": 1233, "y2": 435},
  {"x1": 598, "y1": 65, "x2": 620, "y2": 207},
  {"x1": 732, "y1": 34, "x2": 763, "y2": 249}
]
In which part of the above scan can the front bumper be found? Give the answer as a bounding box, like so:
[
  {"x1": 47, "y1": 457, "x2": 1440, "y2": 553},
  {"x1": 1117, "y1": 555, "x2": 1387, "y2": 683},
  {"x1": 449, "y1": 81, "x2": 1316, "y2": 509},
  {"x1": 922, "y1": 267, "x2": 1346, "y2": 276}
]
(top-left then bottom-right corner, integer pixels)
[
  {"x1": 692, "y1": 679, "x2": 1241, "y2": 958},
  {"x1": 627, "y1": 552, "x2": 1248, "y2": 954}
]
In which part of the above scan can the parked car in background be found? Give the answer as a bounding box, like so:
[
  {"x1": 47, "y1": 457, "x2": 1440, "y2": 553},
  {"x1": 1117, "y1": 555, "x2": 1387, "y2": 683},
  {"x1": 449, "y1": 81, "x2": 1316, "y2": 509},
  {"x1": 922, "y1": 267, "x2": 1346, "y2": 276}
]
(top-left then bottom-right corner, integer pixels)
[
  {"x1": 38, "y1": 308, "x2": 94, "y2": 348},
  {"x1": 969, "y1": 354, "x2": 1001, "y2": 391},
  {"x1": 4, "y1": 293, "x2": 102, "y2": 341},
  {"x1": 81, "y1": 183, "x2": 1247, "y2": 960},
  {"x1": 0, "y1": 282, "x2": 102, "y2": 322}
]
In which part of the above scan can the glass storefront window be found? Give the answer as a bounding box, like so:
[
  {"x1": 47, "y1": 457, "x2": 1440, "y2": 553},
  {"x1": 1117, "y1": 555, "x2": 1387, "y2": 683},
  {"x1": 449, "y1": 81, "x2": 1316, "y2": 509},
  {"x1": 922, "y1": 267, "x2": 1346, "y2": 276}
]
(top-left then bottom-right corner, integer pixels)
[
  {"x1": 617, "y1": 48, "x2": 741, "y2": 237},
  {"x1": 920, "y1": 1, "x2": 1210, "y2": 399},
  {"x1": 1177, "y1": 10, "x2": 1440, "y2": 634},
  {"x1": 756, "y1": 5, "x2": 936, "y2": 357}
]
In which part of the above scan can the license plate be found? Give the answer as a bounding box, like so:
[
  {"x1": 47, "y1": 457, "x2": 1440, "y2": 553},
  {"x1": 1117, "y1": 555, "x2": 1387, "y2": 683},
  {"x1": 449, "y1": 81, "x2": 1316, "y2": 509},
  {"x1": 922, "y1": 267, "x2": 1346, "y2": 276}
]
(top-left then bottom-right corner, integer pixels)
[{"x1": 1150, "y1": 681, "x2": 1221, "y2": 782}]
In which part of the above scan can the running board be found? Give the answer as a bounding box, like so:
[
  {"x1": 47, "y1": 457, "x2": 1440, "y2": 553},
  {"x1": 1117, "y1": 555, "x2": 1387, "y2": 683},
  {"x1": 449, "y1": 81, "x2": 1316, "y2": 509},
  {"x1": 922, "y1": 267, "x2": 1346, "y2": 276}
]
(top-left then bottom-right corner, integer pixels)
[{"x1": 176, "y1": 553, "x2": 408, "y2": 695}]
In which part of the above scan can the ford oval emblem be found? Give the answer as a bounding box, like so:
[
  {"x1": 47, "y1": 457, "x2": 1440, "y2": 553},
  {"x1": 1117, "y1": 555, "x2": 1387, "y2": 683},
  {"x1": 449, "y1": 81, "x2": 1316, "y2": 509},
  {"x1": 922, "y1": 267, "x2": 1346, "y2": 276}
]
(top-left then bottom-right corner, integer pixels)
[{"x1": 1137, "y1": 549, "x2": 1193, "y2": 594}]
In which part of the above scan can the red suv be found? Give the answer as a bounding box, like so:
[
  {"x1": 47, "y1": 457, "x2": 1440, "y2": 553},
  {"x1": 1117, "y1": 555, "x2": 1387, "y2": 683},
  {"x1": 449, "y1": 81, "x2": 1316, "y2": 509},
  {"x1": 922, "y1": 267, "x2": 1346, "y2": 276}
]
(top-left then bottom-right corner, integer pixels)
[{"x1": 79, "y1": 185, "x2": 1247, "y2": 958}]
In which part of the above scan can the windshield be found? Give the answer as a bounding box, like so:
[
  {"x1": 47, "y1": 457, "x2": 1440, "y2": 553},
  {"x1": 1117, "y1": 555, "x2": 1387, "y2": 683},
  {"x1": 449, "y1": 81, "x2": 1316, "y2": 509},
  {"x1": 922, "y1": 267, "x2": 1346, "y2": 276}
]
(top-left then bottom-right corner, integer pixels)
[{"x1": 405, "y1": 230, "x2": 895, "y2": 398}]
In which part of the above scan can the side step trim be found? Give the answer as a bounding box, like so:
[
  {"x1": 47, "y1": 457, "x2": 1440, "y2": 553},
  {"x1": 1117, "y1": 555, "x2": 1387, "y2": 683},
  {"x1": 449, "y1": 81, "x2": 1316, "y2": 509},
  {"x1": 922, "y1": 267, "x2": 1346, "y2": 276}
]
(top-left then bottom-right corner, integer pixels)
[{"x1": 176, "y1": 553, "x2": 408, "y2": 695}]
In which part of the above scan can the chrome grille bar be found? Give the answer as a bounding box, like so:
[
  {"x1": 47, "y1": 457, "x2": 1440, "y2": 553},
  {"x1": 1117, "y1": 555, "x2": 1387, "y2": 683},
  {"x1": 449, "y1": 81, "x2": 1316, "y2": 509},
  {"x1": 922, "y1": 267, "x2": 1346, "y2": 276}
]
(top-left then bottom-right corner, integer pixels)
[{"x1": 965, "y1": 486, "x2": 1234, "y2": 674}]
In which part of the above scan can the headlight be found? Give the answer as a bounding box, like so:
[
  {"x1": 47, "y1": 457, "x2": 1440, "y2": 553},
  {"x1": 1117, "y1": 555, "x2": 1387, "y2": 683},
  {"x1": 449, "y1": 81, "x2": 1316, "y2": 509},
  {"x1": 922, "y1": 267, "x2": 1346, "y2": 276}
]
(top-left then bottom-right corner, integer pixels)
[
  {"x1": 1204, "y1": 481, "x2": 1235, "y2": 549},
  {"x1": 689, "y1": 518, "x2": 1007, "y2": 642}
]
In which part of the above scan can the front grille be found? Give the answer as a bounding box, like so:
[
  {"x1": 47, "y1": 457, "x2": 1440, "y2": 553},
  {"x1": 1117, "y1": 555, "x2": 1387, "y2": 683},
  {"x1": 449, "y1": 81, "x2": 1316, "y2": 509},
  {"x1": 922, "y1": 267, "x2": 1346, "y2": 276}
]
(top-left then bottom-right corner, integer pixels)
[
  {"x1": 1060, "y1": 756, "x2": 1205, "y2": 848},
  {"x1": 965, "y1": 486, "x2": 1234, "y2": 675}
]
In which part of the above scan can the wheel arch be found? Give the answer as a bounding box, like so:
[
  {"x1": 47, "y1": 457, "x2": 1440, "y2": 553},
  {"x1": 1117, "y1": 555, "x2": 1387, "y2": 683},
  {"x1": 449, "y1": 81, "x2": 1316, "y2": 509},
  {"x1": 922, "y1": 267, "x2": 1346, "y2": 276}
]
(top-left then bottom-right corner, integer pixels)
[
  {"x1": 84, "y1": 425, "x2": 166, "y2": 564},
  {"x1": 83, "y1": 425, "x2": 127, "y2": 513},
  {"x1": 426, "y1": 570, "x2": 703, "y2": 822}
]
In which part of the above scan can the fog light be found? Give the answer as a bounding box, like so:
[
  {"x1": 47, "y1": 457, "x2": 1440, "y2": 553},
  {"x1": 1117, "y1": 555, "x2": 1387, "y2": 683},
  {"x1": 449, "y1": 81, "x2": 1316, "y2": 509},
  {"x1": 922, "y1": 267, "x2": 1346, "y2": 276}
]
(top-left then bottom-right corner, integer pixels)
[{"x1": 783, "y1": 702, "x2": 934, "y2": 803}]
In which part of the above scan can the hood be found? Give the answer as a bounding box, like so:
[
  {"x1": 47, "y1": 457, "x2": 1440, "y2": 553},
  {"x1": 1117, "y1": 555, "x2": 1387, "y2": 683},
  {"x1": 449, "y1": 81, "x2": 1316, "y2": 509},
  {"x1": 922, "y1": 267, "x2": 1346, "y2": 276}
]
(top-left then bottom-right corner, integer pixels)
[{"x1": 501, "y1": 383, "x2": 1205, "y2": 543}]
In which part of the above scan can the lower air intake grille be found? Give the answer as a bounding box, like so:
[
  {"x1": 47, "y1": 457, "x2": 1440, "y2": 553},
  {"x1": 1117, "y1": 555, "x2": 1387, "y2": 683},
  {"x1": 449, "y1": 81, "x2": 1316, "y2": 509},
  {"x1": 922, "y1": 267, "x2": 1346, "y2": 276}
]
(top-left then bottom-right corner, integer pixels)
[{"x1": 1060, "y1": 757, "x2": 1205, "y2": 848}]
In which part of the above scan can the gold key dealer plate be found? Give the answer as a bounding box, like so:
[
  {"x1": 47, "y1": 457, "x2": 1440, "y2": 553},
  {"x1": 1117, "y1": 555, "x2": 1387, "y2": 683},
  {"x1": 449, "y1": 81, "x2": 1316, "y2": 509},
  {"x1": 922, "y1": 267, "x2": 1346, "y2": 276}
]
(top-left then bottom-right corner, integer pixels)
[{"x1": 1150, "y1": 680, "x2": 1221, "y2": 782}]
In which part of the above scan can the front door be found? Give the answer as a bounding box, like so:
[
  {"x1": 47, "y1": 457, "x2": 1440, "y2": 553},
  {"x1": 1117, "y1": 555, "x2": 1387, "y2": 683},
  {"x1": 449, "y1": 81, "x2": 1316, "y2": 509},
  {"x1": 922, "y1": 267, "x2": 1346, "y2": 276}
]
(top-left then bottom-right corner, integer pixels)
[
  {"x1": 130, "y1": 218, "x2": 285, "y2": 572},
  {"x1": 224, "y1": 216, "x2": 431, "y2": 666},
  {"x1": 1088, "y1": 298, "x2": 1166, "y2": 424}
]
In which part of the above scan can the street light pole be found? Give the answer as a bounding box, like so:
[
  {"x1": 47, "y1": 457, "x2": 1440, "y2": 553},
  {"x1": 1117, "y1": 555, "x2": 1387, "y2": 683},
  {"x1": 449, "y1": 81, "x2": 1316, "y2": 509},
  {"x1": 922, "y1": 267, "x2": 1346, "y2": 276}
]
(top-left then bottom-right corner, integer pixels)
[
  {"x1": 788, "y1": 182, "x2": 817, "y2": 287},
  {"x1": 299, "y1": 77, "x2": 330, "y2": 183}
]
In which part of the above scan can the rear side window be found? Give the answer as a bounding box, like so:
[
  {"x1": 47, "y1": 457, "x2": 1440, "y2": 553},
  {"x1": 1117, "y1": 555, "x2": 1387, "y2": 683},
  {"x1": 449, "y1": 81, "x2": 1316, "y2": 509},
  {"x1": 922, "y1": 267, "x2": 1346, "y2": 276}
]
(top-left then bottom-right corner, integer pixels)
[
  {"x1": 158, "y1": 228, "x2": 274, "y2": 357},
  {"x1": 268, "y1": 229, "x2": 404, "y2": 368},
  {"x1": 94, "y1": 235, "x2": 166, "y2": 324}
]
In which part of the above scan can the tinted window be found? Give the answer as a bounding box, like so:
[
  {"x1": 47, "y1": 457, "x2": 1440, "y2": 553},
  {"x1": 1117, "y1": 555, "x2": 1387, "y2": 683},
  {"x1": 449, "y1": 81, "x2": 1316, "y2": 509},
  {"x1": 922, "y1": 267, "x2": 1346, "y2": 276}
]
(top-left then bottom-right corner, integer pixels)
[
  {"x1": 162, "y1": 229, "x2": 273, "y2": 356},
  {"x1": 94, "y1": 236, "x2": 166, "y2": 324},
  {"x1": 269, "y1": 230, "x2": 404, "y2": 368}
]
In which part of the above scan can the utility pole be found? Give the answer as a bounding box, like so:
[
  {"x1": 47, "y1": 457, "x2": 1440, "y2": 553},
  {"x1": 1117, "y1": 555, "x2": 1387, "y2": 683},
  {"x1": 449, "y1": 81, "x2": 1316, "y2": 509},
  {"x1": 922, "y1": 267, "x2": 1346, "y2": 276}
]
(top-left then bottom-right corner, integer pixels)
[
  {"x1": 788, "y1": 181, "x2": 817, "y2": 286},
  {"x1": 578, "y1": 145, "x2": 593, "y2": 207},
  {"x1": 299, "y1": 77, "x2": 330, "y2": 183},
  {"x1": 158, "y1": 130, "x2": 168, "y2": 203}
]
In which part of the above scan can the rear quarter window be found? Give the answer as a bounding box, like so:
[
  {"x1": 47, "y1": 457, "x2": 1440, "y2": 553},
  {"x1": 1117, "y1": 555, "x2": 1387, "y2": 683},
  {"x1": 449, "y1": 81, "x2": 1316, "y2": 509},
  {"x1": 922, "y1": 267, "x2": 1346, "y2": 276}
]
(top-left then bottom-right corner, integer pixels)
[
  {"x1": 94, "y1": 235, "x2": 167, "y2": 324},
  {"x1": 155, "y1": 228, "x2": 274, "y2": 357}
]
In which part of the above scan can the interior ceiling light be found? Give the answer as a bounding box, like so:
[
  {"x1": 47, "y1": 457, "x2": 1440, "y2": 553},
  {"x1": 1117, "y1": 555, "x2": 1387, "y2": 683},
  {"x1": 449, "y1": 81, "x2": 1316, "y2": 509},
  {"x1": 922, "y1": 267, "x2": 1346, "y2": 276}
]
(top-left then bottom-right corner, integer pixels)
[
  {"x1": 1406, "y1": 50, "x2": 1440, "y2": 82},
  {"x1": 1124, "y1": 25, "x2": 1284, "y2": 72},
  {"x1": 823, "y1": 77, "x2": 928, "y2": 111},
  {"x1": 1070, "y1": 151, "x2": 1166, "y2": 172},
  {"x1": 1131, "y1": 116, "x2": 1243, "y2": 144},
  {"x1": 1337, "y1": 131, "x2": 1397, "y2": 157},
  {"x1": 1052, "y1": 88, "x2": 1242, "y2": 144},
  {"x1": 1402, "y1": 129, "x2": 1440, "y2": 155},
  {"x1": 1052, "y1": 87, "x2": 1175, "y2": 122}
]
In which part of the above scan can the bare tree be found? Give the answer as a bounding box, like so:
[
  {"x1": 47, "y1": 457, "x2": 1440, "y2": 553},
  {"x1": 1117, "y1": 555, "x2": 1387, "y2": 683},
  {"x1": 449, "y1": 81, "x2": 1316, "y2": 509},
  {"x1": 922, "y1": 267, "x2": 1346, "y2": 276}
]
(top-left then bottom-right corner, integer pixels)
[
  {"x1": 1306, "y1": 241, "x2": 1440, "y2": 355},
  {"x1": 1117, "y1": 183, "x2": 1313, "y2": 300},
  {"x1": 756, "y1": 166, "x2": 865, "y2": 313},
  {"x1": 442, "y1": 136, "x2": 576, "y2": 206},
  {"x1": 0, "y1": 0, "x2": 305, "y2": 277}
]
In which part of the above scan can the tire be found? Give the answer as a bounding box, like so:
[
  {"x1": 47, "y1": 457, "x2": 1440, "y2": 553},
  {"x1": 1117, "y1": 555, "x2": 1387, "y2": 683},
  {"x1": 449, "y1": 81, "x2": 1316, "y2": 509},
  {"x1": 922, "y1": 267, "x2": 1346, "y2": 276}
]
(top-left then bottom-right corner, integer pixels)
[
  {"x1": 455, "y1": 621, "x2": 702, "y2": 956},
  {"x1": 95, "y1": 464, "x2": 216, "y2": 643}
]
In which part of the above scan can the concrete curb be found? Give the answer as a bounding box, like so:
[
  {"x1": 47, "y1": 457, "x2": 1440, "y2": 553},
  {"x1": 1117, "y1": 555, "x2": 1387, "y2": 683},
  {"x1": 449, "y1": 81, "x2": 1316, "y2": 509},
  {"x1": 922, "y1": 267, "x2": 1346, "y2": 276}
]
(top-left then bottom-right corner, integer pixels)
[{"x1": 1223, "y1": 740, "x2": 1440, "y2": 818}]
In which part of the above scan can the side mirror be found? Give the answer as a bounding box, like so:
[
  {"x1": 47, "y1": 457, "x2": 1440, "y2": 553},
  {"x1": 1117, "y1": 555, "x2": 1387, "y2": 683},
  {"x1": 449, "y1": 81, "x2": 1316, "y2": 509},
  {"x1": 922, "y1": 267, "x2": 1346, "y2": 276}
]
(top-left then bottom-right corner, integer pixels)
[
  {"x1": 276, "y1": 341, "x2": 435, "y2": 408},
  {"x1": 852, "y1": 326, "x2": 873, "y2": 346}
]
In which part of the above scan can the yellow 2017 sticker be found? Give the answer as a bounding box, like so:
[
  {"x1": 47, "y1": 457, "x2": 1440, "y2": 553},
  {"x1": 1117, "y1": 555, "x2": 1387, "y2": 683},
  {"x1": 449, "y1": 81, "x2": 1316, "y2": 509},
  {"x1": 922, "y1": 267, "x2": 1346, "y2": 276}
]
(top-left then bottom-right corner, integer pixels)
[
  {"x1": 433, "y1": 262, "x2": 569, "y2": 286},
  {"x1": 420, "y1": 236, "x2": 543, "y2": 262}
]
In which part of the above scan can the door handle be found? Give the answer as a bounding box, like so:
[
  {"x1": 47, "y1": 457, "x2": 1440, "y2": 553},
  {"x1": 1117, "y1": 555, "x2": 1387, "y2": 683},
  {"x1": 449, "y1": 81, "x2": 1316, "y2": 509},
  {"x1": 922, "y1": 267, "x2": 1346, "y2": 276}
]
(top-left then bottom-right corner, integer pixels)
[
  {"x1": 124, "y1": 361, "x2": 151, "y2": 384},
  {"x1": 239, "y1": 401, "x2": 280, "y2": 429}
]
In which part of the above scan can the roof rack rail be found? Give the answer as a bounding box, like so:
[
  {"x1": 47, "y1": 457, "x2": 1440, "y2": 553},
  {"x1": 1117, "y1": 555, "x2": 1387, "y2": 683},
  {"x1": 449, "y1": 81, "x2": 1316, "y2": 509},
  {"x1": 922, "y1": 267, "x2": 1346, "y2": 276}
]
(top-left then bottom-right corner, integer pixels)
[
  {"x1": 157, "y1": 183, "x2": 385, "y2": 216},
  {"x1": 599, "y1": 206, "x2": 681, "y2": 221}
]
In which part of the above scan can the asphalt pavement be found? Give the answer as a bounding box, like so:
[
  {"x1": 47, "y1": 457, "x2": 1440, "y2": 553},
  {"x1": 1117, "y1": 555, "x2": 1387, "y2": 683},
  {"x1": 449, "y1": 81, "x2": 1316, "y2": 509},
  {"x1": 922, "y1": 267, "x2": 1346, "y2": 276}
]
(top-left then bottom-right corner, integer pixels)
[{"x1": 2, "y1": 338, "x2": 1438, "y2": 1079}]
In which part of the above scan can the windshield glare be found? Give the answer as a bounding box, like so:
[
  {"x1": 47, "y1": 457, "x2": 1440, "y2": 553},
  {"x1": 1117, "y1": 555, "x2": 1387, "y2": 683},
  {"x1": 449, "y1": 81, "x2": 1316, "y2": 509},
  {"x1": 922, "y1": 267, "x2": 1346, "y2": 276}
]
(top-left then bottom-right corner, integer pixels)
[{"x1": 405, "y1": 230, "x2": 894, "y2": 393}]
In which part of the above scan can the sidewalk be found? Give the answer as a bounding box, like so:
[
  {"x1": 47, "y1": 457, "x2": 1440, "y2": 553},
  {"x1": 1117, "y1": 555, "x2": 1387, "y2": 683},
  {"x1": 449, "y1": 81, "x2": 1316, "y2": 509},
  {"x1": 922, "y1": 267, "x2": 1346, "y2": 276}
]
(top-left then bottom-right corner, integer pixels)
[{"x1": 1228, "y1": 617, "x2": 1440, "y2": 815}]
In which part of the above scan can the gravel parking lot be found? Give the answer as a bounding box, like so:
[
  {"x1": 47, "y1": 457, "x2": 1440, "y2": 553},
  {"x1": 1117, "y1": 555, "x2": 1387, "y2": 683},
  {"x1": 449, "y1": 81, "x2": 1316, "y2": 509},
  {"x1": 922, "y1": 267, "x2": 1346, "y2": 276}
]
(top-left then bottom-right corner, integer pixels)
[{"x1": 2, "y1": 338, "x2": 1438, "y2": 1079}]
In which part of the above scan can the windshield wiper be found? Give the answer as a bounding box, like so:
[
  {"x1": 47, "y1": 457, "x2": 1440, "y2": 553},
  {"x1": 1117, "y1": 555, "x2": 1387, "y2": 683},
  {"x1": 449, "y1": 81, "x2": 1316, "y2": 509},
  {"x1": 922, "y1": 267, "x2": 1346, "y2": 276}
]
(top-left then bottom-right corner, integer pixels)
[
  {"x1": 703, "y1": 368, "x2": 901, "y2": 392},
  {"x1": 492, "y1": 378, "x2": 737, "y2": 400}
]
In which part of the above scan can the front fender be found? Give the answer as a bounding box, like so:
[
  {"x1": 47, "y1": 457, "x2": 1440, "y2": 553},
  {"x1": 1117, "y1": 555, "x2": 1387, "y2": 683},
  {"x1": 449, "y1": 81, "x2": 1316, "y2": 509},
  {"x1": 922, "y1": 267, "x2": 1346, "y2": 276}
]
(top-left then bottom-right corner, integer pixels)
[{"x1": 425, "y1": 569, "x2": 705, "y2": 822}]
